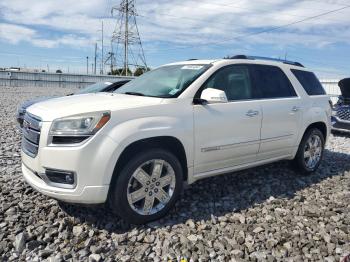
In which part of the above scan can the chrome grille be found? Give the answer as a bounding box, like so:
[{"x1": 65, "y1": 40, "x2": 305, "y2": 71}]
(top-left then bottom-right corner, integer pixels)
[
  {"x1": 22, "y1": 113, "x2": 42, "y2": 157},
  {"x1": 336, "y1": 107, "x2": 350, "y2": 121}
]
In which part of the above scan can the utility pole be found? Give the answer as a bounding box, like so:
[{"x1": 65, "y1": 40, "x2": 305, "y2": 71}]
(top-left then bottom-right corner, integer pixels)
[
  {"x1": 86, "y1": 56, "x2": 89, "y2": 74},
  {"x1": 111, "y1": 0, "x2": 147, "y2": 76},
  {"x1": 124, "y1": 1, "x2": 129, "y2": 76},
  {"x1": 111, "y1": 52, "x2": 115, "y2": 73},
  {"x1": 94, "y1": 42, "x2": 97, "y2": 74},
  {"x1": 110, "y1": 40, "x2": 114, "y2": 73},
  {"x1": 104, "y1": 40, "x2": 115, "y2": 74},
  {"x1": 105, "y1": 51, "x2": 115, "y2": 75},
  {"x1": 101, "y1": 21, "x2": 104, "y2": 75}
]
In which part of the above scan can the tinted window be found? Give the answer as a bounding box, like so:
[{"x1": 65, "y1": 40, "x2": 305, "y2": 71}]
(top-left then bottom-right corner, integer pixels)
[
  {"x1": 252, "y1": 65, "x2": 297, "y2": 98},
  {"x1": 291, "y1": 69, "x2": 326, "y2": 95},
  {"x1": 202, "y1": 65, "x2": 258, "y2": 101}
]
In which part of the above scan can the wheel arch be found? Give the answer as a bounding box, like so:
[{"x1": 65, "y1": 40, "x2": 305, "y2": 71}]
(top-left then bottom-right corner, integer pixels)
[
  {"x1": 303, "y1": 121, "x2": 328, "y2": 141},
  {"x1": 108, "y1": 136, "x2": 188, "y2": 197}
]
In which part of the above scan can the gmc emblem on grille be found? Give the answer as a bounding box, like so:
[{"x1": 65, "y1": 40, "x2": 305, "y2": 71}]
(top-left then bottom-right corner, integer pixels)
[{"x1": 23, "y1": 120, "x2": 30, "y2": 129}]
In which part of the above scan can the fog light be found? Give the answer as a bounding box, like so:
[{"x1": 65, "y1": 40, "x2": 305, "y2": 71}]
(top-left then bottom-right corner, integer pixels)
[
  {"x1": 45, "y1": 169, "x2": 75, "y2": 185},
  {"x1": 65, "y1": 174, "x2": 74, "y2": 184}
]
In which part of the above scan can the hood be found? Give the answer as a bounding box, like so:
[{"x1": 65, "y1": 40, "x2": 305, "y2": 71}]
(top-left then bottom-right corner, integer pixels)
[
  {"x1": 26, "y1": 93, "x2": 163, "y2": 121},
  {"x1": 338, "y1": 78, "x2": 350, "y2": 98},
  {"x1": 20, "y1": 96, "x2": 57, "y2": 110}
]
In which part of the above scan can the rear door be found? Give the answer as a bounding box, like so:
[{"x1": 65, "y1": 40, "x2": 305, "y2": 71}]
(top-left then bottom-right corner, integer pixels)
[{"x1": 251, "y1": 64, "x2": 303, "y2": 160}]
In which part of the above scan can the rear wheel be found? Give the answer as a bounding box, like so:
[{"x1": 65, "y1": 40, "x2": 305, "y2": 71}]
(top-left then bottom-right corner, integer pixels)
[
  {"x1": 109, "y1": 148, "x2": 183, "y2": 224},
  {"x1": 293, "y1": 128, "x2": 325, "y2": 174}
]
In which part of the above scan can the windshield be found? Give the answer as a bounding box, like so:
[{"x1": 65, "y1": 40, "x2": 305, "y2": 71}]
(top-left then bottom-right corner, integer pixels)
[
  {"x1": 114, "y1": 64, "x2": 210, "y2": 98},
  {"x1": 75, "y1": 82, "x2": 112, "y2": 94}
]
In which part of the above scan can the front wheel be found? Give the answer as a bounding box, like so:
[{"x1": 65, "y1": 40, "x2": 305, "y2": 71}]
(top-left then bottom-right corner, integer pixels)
[
  {"x1": 293, "y1": 128, "x2": 325, "y2": 174},
  {"x1": 109, "y1": 149, "x2": 183, "y2": 224}
]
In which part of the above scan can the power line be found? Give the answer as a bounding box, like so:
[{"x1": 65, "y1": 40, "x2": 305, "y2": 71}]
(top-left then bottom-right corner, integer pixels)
[
  {"x1": 114, "y1": 0, "x2": 350, "y2": 40},
  {"x1": 139, "y1": 0, "x2": 346, "y2": 24},
  {"x1": 143, "y1": 5, "x2": 350, "y2": 53},
  {"x1": 300, "y1": 0, "x2": 350, "y2": 7},
  {"x1": 138, "y1": 7, "x2": 348, "y2": 30}
]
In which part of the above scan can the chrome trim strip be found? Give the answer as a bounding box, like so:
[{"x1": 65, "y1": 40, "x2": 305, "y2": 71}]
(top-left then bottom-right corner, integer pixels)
[
  {"x1": 23, "y1": 137, "x2": 39, "y2": 148},
  {"x1": 28, "y1": 128, "x2": 40, "y2": 134},
  {"x1": 200, "y1": 134, "x2": 293, "y2": 153},
  {"x1": 201, "y1": 139, "x2": 259, "y2": 152},
  {"x1": 23, "y1": 128, "x2": 40, "y2": 144},
  {"x1": 22, "y1": 138, "x2": 39, "y2": 158},
  {"x1": 332, "y1": 127, "x2": 350, "y2": 133},
  {"x1": 260, "y1": 134, "x2": 293, "y2": 143},
  {"x1": 25, "y1": 111, "x2": 42, "y2": 122},
  {"x1": 333, "y1": 115, "x2": 350, "y2": 124}
]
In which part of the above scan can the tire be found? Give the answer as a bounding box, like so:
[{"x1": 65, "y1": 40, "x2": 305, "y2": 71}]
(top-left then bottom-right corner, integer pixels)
[
  {"x1": 109, "y1": 148, "x2": 183, "y2": 224},
  {"x1": 292, "y1": 128, "x2": 325, "y2": 174}
]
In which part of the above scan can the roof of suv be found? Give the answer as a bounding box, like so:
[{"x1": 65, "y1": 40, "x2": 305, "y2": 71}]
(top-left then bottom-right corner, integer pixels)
[{"x1": 167, "y1": 56, "x2": 310, "y2": 71}]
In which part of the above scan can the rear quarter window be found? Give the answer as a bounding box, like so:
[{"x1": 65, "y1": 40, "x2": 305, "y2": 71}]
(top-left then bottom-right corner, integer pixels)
[{"x1": 291, "y1": 69, "x2": 326, "y2": 96}]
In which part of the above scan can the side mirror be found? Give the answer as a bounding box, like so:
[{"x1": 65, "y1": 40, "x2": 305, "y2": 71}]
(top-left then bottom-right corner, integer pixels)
[{"x1": 200, "y1": 88, "x2": 228, "y2": 103}]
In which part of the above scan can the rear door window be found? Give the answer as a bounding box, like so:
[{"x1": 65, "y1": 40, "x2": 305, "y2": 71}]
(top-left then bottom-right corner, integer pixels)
[
  {"x1": 251, "y1": 65, "x2": 297, "y2": 99},
  {"x1": 291, "y1": 69, "x2": 326, "y2": 95}
]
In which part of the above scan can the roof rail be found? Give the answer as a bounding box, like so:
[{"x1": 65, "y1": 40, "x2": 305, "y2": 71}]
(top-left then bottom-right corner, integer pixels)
[
  {"x1": 228, "y1": 55, "x2": 304, "y2": 67},
  {"x1": 187, "y1": 58, "x2": 198, "y2": 61}
]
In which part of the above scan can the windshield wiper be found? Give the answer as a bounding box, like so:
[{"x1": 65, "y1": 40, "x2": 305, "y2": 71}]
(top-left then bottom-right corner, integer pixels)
[{"x1": 124, "y1": 92, "x2": 145, "y2": 96}]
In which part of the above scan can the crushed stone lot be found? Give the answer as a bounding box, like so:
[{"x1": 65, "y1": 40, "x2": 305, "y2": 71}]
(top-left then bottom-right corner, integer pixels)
[{"x1": 0, "y1": 86, "x2": 349, "y2": 261}]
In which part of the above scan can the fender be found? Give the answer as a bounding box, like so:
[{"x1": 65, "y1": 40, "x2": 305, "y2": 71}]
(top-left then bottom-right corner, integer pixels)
[{"x1": 101, "y1": 116, "x2": 194, "y2": 185}]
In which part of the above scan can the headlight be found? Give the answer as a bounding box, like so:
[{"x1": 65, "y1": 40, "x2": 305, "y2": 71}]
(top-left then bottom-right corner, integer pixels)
[{"x1": 49, "y1": 111, "x2": 110, "y2": 136}]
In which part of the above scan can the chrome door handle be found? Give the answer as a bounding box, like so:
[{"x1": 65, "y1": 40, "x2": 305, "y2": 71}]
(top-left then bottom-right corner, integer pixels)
[
  {"x1": 291, "y1": 106, "x2": 301, "y2": 112},
  {"x1": 246, "y1": 110, "x2": 259, "y2": 117}
]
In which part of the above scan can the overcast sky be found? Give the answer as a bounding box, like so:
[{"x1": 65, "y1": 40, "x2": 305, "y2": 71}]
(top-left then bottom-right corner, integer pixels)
[{"x1": 0, "y1": 0, "x2": 349, "y2": 78}]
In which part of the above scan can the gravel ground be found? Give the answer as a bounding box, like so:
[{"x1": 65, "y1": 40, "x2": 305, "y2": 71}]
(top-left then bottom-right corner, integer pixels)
[{"x1": 0, "y1": 86, "x2": 349, "y2": 262}]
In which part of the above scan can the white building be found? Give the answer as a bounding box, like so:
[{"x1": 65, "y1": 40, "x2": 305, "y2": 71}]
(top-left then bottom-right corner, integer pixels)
[{"x1": 320, "y1": 79, "x2": 343, "y2": 104}]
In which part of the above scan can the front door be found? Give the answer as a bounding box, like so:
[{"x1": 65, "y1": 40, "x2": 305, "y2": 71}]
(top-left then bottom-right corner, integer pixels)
[{"x1": 193, "y1": 65, "x2": 262, "y2": 174}]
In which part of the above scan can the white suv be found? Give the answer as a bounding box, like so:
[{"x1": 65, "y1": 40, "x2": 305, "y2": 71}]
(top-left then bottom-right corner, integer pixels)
[{"x1": 21, "y1": 56, "x2": 331, "y2": 224}]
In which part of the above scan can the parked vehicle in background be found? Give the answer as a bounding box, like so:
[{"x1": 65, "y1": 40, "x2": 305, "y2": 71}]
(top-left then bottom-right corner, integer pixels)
[
  {"x1": 16, "y1": 80, "x2": 130, "y2": 127},
  {"x1": 20, "y1": 56, "x2": 331, "y2": 224},
  {"x1": 331, "y1": 78, "x2": 350, "y2": 133}
]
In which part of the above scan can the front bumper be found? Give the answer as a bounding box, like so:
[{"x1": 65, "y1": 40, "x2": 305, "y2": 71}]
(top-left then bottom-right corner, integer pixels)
[
  {"x1": 22, "y1": 163, "x2": 109, "y2": 204},
  {"x1": 21, "y1": 121, "x2": 119, "y2": 204},
  {"x1": 331, "y1": 116, "x2": 350, "y2": 133}
]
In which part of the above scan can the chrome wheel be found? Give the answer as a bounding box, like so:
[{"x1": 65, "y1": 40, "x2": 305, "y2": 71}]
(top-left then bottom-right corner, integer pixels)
[
  {"x1": 127, "y1": 159, "x2": 176, "y2": 215},
  {"x1": 304, "y1": 134, "x2": 322, "y2": 169}
]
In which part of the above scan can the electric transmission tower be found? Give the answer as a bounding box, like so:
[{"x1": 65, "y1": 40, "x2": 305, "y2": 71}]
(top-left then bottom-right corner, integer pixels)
[{"x1": 111, "y1": 0, "x2": 147, "y2": 76}]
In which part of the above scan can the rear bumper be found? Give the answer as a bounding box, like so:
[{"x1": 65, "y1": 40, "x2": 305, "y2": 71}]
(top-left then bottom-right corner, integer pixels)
[
  {"x1": 331, "y1": 116, "x2": 350, "y2": 132},
  {"x1": 22, "y1": 163, "x2": 109, "y2": 204}
]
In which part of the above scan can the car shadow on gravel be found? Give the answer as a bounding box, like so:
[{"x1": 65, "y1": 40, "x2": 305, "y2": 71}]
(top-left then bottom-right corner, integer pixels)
[{"x1": 59, "y1": 148, "x2": 350, "y2": 233}]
